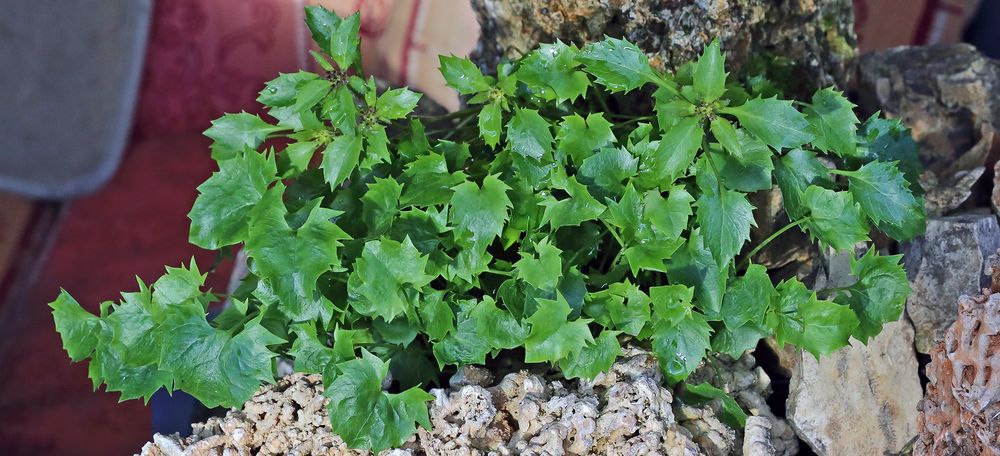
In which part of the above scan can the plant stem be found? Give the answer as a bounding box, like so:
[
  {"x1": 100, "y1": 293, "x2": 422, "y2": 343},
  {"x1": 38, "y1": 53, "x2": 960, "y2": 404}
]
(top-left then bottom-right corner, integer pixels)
[
  {"x1": 702, "y1": 124, "x2": 724, "y2": 195},
  {"x1": 594, "y1": 89, "x2": 611, "y2": 113},
  {"x1": 739, "y1": 218, "x2": 807, "y2": 269},
  {"x1": 611, "y1": 116, "x2": 656, "y2": 130},
  {"x1": 443, "y1": 113, "x2": 477, "y2": 140},
  {"x1": 600, "y1": 220, "x2": 625, "y2": 247},
  {"x1": 486, "y1": 268, "x2": 513, "y2": 276}
]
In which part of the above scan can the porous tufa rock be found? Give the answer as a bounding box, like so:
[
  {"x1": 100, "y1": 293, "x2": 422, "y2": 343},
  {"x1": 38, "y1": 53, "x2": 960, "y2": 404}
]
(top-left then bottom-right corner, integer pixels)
[
  {"x1": 137, "y1": 347, "x2": 741, "y2": 455},
  {"x1": 916, "y1": 290, "x2": 1000, "y2": 455},
  {"x1": 687, "y1": 353, "x2": 798, "y2": 456}
]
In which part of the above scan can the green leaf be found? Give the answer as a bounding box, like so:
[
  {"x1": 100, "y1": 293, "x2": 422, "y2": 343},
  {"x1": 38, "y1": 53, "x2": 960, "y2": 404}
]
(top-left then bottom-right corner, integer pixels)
[
  {"x1": 696, "y1": 188, "x2": 755, "y2": 267},
  {"x1": 348, "y1": 237, "x2": 433, "y2": 322},
  {"x1": 514, "y1": 238, "x2": 563, "y2": 291},
  {"x1": 806, "y1": 87, "x2": 859, "y2": 157},
  {"x1": 204, "y1": 112, "x2": 285, "y2": 160},
  {"x1": 478, "y1": 101, "x2": 503, "y2": 148},
  {"x1": 722, "y1": 97, "x2": 812, "y2": 149},
  {"x1": 704, "y1": 133, "x2": 774, "y2": 193},
  {"x1": 433, "y1": 297, "x2": 526, "y2": 366},
  {"x1": 712, "y1": 322, "x2": 768, "y2": 358},
  {"x1": 800, "y1": 186, "x2": 870, "y2": 251},
  {"x1": 651, "y1": 308, "x2": 711, "y2": 383},
  {"x1": 556, "y1": 113, "x2": 616, "y2": 165},
  {"x1": 50, "y1": 291, "x2": 101, "y2": 362},
  {"x1": 559, "y1": 329, "x2": 622, "y2": 380},
  {"x1": 644, "y1": 186, "x2": 694, "y2": 240},
  {"x1": 579, "y1": 147, "x2": 638, "y2": 194},
  {"x1": 588, "y1": 281, "x2": 650, "y2": 336},
  {"x1": 321, "y1": 133, "x2": 363, "y2": 189},
  {"x1": 323, "y1": 86, "x2": 357, "y2": 135},
  {"x1": 636, "y1": 117, "x2": 703, "y2": 189},
  {"x1": 282, "y1": 141, "x2": 319, "y2": 175},
  {"x1": 654, "y1": 90, "x2": 695, "y2": 131},
  {"x1": 665, "y1": 230, "x2": 727, "y2": 315},
  {"x1": 158, "y1": 308, "x2": 284, "y2": 408},
  {"x1": 189, "y1": 149, "x2": 277, "y2": 249},
  {"x1": 361, "y1": 177, "x2": 403, "y2": 235},
  {"x1": 288, "y1": 323, "x2": 338, "y2": 374},
  {"x1": 857, "y1": 115, "x2": 922, "y2": 187},
  {"x1": 720, "y1": 264, "x2": 774, "y2": 329},
  {"x1": 399, "y1": 152, "x2": 466, "y2": 207},
  {"x1": 450, "y1": 175, "x2": 512, "y2": 249},
  {"x1": 292, "y1": 79, "x2": 333, "y2": 113},
  {"x1": 258, "y1": 72, "x2": 319, "y2": 107},
  {"x1": 774, "y1": 148, "x2": 833, "y2": 220},
  {"x1": 834, "y1": 248, "x2": 909, "y2": 342},
  {"x1": 693, "y1": 39, "x2": 726, "y2": 101},
  {"x1": 710, "y1": 117, "x2": 742, "y2": 160},
  {"x1": 577, "y1": 37, "x2": 655, "y2": 93},
  {"x1": 540, "y1": 175, "x2": 606, "y2": 229},
  {"x1": 679, "y1": 382, "x2": 747, "y2": 429},
  {"x1": 515, "y1": 41, "x2": 589, "y2": 102},
  {"x1": 362, "y1": 125, "x2": 391, "y2": 169},
  {"x1": 417, "y1": 290, "x2": 454, "y2": 341},
  {"x1": 844, "y1": 161, "x2": 925, "y2": 240},
  {"x1": 507, "y1": 108, "x2": 553, "y2": 160},
  {"x1": 524, "y1": 294, "x2": 594, "y2": 364},
  {"x1": 438, "y1": 55, "x2": 490, "y2": 95},
  {"x1": 304, "y1": 7, "x2": 361, "y2": 69},
  {"x1": 246, "y1": 186, "x2": 350, "y2": 321},
  {"x1": 650, "y1": 284, "x2": 694, "y2": 327},
  {"x1": 376, "y1": 88, "x2": 422, "y2": 120},
  {"x1": 325, "y1": 350, "x2": 432, "y2": 453},
  {"x1": 769, "y1": 279, "x2": 859, "y2": 358}
]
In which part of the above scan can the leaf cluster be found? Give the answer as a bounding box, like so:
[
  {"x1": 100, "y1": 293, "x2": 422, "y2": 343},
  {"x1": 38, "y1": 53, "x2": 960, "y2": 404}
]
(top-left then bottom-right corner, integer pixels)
[{"x1": 51, "y1": 7, "x2": 925, "y2": 452}]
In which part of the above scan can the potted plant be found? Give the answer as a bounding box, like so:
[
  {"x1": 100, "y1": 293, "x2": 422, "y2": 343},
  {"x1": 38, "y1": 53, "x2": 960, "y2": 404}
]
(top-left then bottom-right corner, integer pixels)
[{"x1": 51, "y1": 6, "x2": 924, "y2": 453}]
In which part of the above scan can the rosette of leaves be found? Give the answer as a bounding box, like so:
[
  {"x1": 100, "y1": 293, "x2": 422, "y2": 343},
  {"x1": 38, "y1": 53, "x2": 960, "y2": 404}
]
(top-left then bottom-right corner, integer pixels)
[{"x1": 51, "y1": 6, "x2": 925, "y2": 452}]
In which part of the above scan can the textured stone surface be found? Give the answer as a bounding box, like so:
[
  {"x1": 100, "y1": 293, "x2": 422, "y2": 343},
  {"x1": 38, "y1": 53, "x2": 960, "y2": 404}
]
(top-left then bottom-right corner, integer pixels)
[
  {"x1": 922, "y1": 165, "x2": 985, "y2": 217},
  {"x1": 786, "y1": 320, "x2": 922, "y2": 456},
  {"x1": 905, "y1": 211, "x2": 1000, "y2": 353},
  {"x1": 858, "y1": 44, "x2": 1000, "y2": 179},
  {"x1": 137, "y1": 348, "x2": 741, "y2": 455},
  {"x1": 916, "y1": 291, "x2": 1000, "y2": 455},
  {"x1": 471, "y1": 0, "x2": 856, "y2": 93},
  {"x1": 688, "y1": 354, "x2": 798, "y2": 456}
]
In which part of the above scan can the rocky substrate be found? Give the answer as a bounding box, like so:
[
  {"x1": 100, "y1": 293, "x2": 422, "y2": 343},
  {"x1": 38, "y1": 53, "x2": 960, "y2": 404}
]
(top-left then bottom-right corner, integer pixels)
[
  {"x1": 916, "y1": 288, "x2": 1000, "y2": 455},
  {"x1": 137, "y1": 347, "x2": 794, "y2": 456}
]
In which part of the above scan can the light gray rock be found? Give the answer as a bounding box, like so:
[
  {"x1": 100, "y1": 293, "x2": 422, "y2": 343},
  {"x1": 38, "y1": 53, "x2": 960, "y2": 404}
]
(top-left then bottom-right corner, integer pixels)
[
  {"x1": 905, "y1": 211, "x2": 1000, "y2": 353},
  {"x1": 742, "y1": 416, "x2": 776, "y2": 456},
  {"x1": 786, "y1": 320, "x2": 922, "y2": 456}
]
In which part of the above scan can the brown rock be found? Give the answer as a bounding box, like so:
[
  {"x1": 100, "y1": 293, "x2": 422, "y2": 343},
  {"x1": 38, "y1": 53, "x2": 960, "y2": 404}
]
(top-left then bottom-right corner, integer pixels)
[
  {"x1": 916, "y1": 291, "x2": 1000, "y2": 455},
  {"x1": 471, "y1": 0, "x2": 856, "y2": 93},
  {"x1": 858, "y1": 44, "x2": 1000, "y2": 179}
]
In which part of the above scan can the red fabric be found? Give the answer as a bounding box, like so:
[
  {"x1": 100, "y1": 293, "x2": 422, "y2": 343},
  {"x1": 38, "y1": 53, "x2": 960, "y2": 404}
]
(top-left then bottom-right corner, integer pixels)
[
  {"x1": 133, "y1": 0, "x2": 305, "y2": 138},
  {"x1": 0, "y1": 134, "x2": 234, "y2": 455}
]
